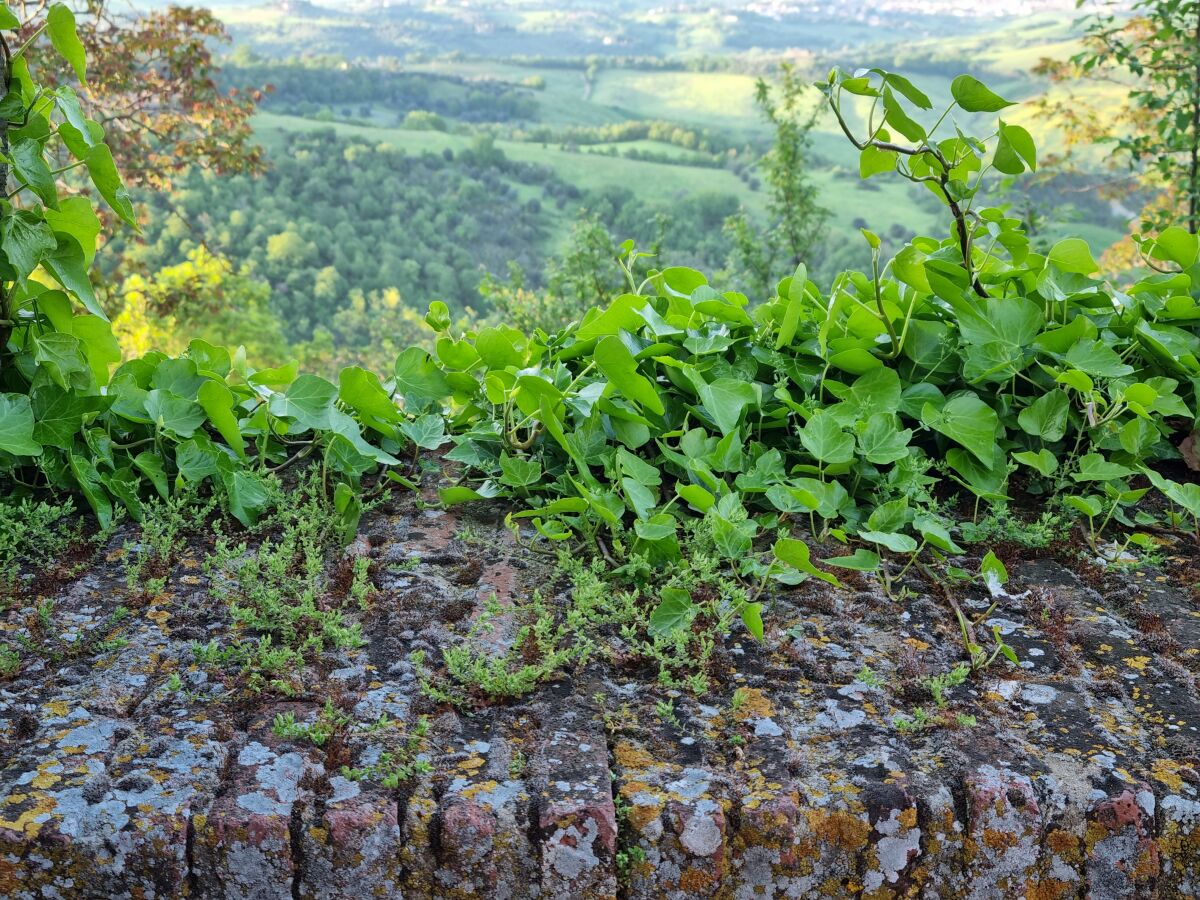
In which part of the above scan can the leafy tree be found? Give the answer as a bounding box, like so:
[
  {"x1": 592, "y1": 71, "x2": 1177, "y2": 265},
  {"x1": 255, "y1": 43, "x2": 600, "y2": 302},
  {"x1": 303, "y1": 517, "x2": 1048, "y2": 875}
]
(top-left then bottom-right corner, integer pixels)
[
  {"x1": 724, "y1": 62, "x2": 829, "y2": 297},
  {"x1": 8, "y1": 1, "x2": 262, "y2": 188},
  {"x1": 1036, "y1": 0, "x2": 1200, "y2": 234},
  {"x1": 110, "y1": 248, "x2": 289, "y2": 365}
]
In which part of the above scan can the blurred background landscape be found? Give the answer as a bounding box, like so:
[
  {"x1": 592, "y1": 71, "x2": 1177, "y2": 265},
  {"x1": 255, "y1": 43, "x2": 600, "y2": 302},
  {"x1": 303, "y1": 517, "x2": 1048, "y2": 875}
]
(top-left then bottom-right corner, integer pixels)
[{"x1": 102, "y1": 0, "x2": 1139, "y2": 371}]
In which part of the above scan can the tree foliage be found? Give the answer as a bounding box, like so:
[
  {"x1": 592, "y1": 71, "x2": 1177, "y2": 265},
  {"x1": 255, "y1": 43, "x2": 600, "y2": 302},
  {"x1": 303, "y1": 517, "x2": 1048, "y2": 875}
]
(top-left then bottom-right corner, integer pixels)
[
  {"x1": 9, "y1": 0, "x2": 262, "y2": 189},
  {"x1": 724, "y1": 62, "x2": 829, "y2": 299},
  {"x1": 1036, "y1": 0, "x2": 1200, "y2": 234}
]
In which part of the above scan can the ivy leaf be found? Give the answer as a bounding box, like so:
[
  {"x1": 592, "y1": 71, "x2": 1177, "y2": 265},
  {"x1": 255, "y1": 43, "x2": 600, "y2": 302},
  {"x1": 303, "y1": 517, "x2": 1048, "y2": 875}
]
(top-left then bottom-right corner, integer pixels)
[
  {"x1": 1072, "y1": 453, "x2": 1136, "y2": 482},
  {"x1": 1017, "y1": 389, "x2": 1069, "y2": 442},
  {"x1": 857, "y1": 413, "x2": 912, "y2": 464},
  {"x1": 400, "y1": 413, "x2": 447, "y2": 450},
  {"x1": 1047, "y1": 238, "x2": 1098, "y2": 275},
  {"x1": 0, "y1": 393, "x2": 42, "y2": 456},
  {"x1": 175, "y1": 438, "x2": 220, "y2": 484},
  {"x1": 43, "y1": 232, "x2": 102, "y2": 318},
  {"x1": 824, "y1": 549, "x2": 881, "y2": 571},
  {"x1": 712, "y1": 513, "x2": 756, "y2": 559},
  {"x1": 394, "y1": 346, "x2": 451, "y2": 410},
  {"x1": 1012, "y1": 448, "x2": 1059, "y2": 477},
  {"x1": 741, "y1": 602, "x2": 764, "y2": 641},
  {"x1": 340, "y1": 365, "x2": 401, "y2": 423},
  {"x1": 881, "y1": 87, "x2": 925, "y2": 141},
  {"x1": 222, "y1": 469, "x2": 270, "y2": 528},
  {"x1": 773, "y1": 537, "x2": 840, "y2": 586},
  {"x1": 324, "y1": 433, "x2": 376, "y2": 477},
  {"x1": 33, "y1": 331, "x2": 89, "y2": 389},
  {"x1": 2, "y1": 209, "x2": 56, "y2": 278},
  {"x1": 30, "y1": 382, "x2": 86, "y2": 450},
  {"x1": 950, "y1": 74, "x2": 1014, "y2": 112},
  {"x1": 145, "y1": 389, "x2": 206, "y2": 439},
  {"x1": 270, "y1": 374, "x2": 337, "y2": 431},
  {"x1": 10, "y1": 137, "x2": 58, "y2": 209},
  {"x1": 499, "y1": 452, "x2": 541, "y2": 488},
  {"x1": 860, "y1": 144, "x2": 897, "y2": 179},
  {"x1": 196, "y1": 380, "x2": 246, "y2": 459},
  {"x1": 1063, "y1": 339, "x2": 1135, "y2": 378},
  {"x1": 696, "y1": 377, "x2": 756, "y2": 437},
  {"x1": 915, "y1": 516, "x2": 963, "y2": 554},
  {"x1": 859, "y1": 530, "x2": 919, "y2": 553},
  {"x1": 79, "y1": 142, "x2": 138, "y2": 229},
  {"x1": 798, "y1": 409, "x2": 855, "y2": 465},
  {"x1": 134, "y1": 451, "x2": 169, "y2": 499},
  {"x1": 595, "y1": 335, "x2": 664, "y2": 417},
  {"x1": 920, "y1": 394, "x2": 999, "y2": 467},
  {"x1": 69, "y1": 451, "x2": 111, "y2": 527},
  {"x1": 47, "y1": 4, "x2": 87, "y2": 84},
  {"x1": 649, "y1": 587, "x2": 695, "y2": 637},
  {"x1": 867, "y1": 498, "x2": 912, "y2": 533},
  {"x1": 993, "y1": 121, "x2": 1036, "y2": 175}
]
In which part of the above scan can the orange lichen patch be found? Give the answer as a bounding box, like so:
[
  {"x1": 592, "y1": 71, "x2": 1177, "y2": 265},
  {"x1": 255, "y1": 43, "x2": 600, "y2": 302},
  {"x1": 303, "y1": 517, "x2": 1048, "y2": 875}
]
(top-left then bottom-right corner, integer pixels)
[
  {"x1": 1026, "y1": 878, "x2": 1075, "y2": 900},
  {"x1": 146, "y1": 609, "x2": 171, "y2": 626},
  {"x1": 805, "y1": 809, "x2": 870, "y2": 852},
  {"x1": 1132, "y1": 845, "x2": 1160, "y2": 879},
  {"x1": 1151, "y1": 758, "x2": 1185, "y2": 792},
  {"x1": 0, "y1": 855, "x2": 23, "y2": 895},
  {"x1": 626, "y1": 802, "x2": 662, "y2": 833},
  {"x1": 899, "y1": 807, "x2": 918, "y2": 829},
  {"x1": 1046, "y1": 828, "x2": 1080, "y2": 858},
  {"x1": 982, "y1": 828, "x2": 1018, "y2": 851},
  {"x1": 678, "y1": 867, "x2": 715, "y2": 892},
  {"x1": 613, "y1": 740, "x2": 656, "y2": 769},
  {"x1": 619, "y1": 780, "x2": 655, "y2": 798},
  {"x1": 456, "y1": 756, "x2": 486, "y2": 772}
]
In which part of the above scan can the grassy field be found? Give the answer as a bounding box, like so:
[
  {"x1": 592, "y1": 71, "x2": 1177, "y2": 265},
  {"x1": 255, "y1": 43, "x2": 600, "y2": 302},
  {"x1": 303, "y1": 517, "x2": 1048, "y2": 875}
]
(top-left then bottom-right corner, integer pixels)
[
  {"x1": 235, "y1": 3, "x2": 1130, "y2": 277},
  {"x1": 253, "y1": 111, "x2": 948, "y2": 245}
]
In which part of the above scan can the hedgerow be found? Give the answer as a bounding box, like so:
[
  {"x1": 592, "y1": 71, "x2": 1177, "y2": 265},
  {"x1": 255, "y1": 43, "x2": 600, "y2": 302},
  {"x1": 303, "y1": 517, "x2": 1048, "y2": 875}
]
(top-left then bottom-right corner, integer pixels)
[{"x1": 2, "y1": 19, "x2": 1198, "y2": 648}]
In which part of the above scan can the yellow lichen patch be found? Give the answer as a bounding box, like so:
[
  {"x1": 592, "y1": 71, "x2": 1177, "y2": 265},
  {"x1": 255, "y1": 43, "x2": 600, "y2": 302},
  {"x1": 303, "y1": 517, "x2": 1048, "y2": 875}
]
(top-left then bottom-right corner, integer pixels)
[
  {"x1": 899, "y1": 807, "x2": 918, "y2": 829},
  {"x1": 146, "y1": 609, "x2": 171, "y2": 626},
  {"x1": 456, "y1": 755, "x2": 486, "y2": 772},
  {"x1": 308, "y1": 826, "x2": 329, "y2": 844},
  {"x1": 1125, "y1": 655, "x2": 1150, "y2": 674},
  {"x1": 460, "y1": 779, "x2": 498, "y2": 799},
  {"x1": 613, "y1": 740, "x2": 657, "y2": 769},
  {"x1": 804, "y1": 809, "x2": 870, "y2": 852},
  {"x1": 0, "y1": 791, "x2": 57, "y2": 836},
  {"x1": 1151, "y1": 758, "x2": 1185, "y2": 792},
  {"x1": 732, "y1": 687, "x2": 775, "y2": 722},
  {"x1": 30, "y1": 769, "x2": 60, "y2": 790},
  {"x1": 44, "y1": 700, "x2": 70, "y2": 717},
  {"x1": 1083, "y1": 820, "x2": 1109, "y2": 855}
]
